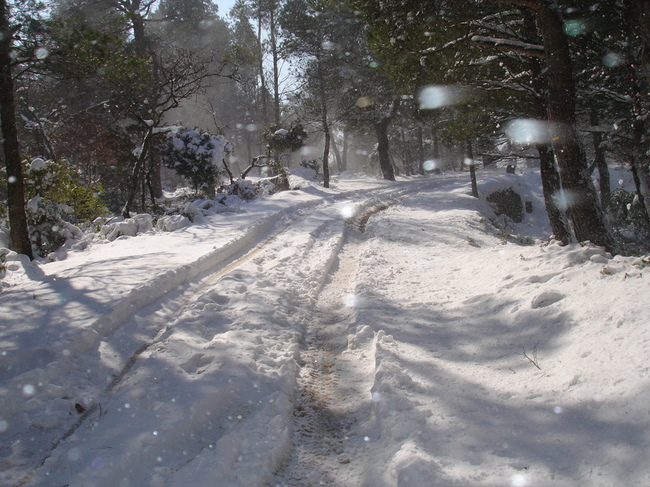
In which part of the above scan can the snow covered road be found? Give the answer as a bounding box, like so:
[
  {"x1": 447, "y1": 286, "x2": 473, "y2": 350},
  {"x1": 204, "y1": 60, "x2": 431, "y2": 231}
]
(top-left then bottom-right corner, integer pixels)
[
  {"x1": 3, "y1": 170, "x2": 650, "y2": 486},
  {"x1": 2, "y1": 176, "x2": 436, "y2": 486}
]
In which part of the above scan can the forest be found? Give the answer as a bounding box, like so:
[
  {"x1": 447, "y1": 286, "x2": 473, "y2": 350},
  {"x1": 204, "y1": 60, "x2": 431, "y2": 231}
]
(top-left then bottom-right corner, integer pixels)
[{"x1": 1, "y1": 0, "x2": 650, "y2": 260}]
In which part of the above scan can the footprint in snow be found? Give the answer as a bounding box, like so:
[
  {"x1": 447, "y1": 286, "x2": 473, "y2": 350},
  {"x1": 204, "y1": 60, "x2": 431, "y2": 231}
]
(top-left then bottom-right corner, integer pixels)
[
  {"x1": 180, "y1": 353, "x2": 213, "y2": 374},
  {"x1": 530, "y1": 291, "x2": 564, "y2": 309}
]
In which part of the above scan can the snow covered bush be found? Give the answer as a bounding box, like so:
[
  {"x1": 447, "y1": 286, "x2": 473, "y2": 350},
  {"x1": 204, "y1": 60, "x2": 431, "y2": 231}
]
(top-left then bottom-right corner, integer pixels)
[
  {"x1": 163, "y1": 128, "x2": 232, "y2": 194},
  {"x1": 26, "y1": 196, "x2": 84, "y2": 257},
  {"x1": 262, "y1": 121, "x2": 307, "y2": 154},
  {"x1": 23, "y1": 158, "x2": 106, "y2": 223},
  {"x1": 0, "y1": 248, "x2": 7, "y2": 278},
  {"x1": 228, "y1": 179, "x2": 259, "y2": 201},
  {"x1": 22, "y1": 158, "x2": 104, "y2": 257},
  {"x1": 288, "y1": 166, "x2": 319, "y2": 189},
  {"x1": 609, "y1": 189, "x2": 650, "y2": 250}
]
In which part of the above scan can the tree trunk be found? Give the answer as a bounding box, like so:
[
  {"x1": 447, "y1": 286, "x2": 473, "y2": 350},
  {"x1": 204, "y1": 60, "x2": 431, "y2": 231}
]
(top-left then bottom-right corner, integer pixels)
[
  {"x1": 342, "y1": 129, "x2": 349, "y2": 171},
  {"x1": 269, "y1": 7, "x2": 281, "y2": 124},
  {"x1": 122, "y1": 126, "x2": 155, "y2": 218},
  {"x1": 589, "y1": 109, "x2": 611, "y2": 210},
  {"x1": 466, "y1": 140, "x2": 479, "y2": 198},
  {"x1": 373, "y1": 100, "x2": 399, "y2": 181},
  {"x1": 0, "y1": 1, "x2": 33, "y2": 259},
  {"x1": 538, "y1": 144, "x2": 572, "y2": 244},
  {"x1": 131, "y1": 13, "x2": 148, "y2": 54},
  {"x1": 523, "y1": 9, "x2": 572, "y2": 244},
  {"x1": 22, "y1": 109, "x2": 56, "y2": 161},
  {"x1": 624, "y1": 0, "x2": 650, "y2": 236},
  {"x1": 533, "y1": 2, "x2": 613, "y2": 249},
  {"x1": 492, "y1": 0, "x2": 613, "y2": 249},
  {"x1": 417, "y1": 125, "x2": 425, "y2": 175},
  {"x1": 374, "y1": 117, "x2": 395, "y2": 181},
  {"x1": 322, "y1": 128, "x2": 331, "y2": 188},
  {"x1": 330, "y1": 133, "x2": 343, "y2": 173},
  {"x1": 630, "y1": 116, "x2": 650, "y2": 233},
  {"x1": 400, "y1": 127, "x2": 412, "y2": 175},
  {"x1": 641, "y1": 0, "x2": 650, "y2": 86},
  {"x1": 256, "y1": 13, "x2": 269, "y2": 125},
  {"x1": 432, "y1": 126, "x2": 440, "y2": 159},
  {"x1": 150, "y1": 159, "x2": 163, "y2": 199},
  {"x1": 317, "y1": 53, "x2": 331, "y2": 188}
]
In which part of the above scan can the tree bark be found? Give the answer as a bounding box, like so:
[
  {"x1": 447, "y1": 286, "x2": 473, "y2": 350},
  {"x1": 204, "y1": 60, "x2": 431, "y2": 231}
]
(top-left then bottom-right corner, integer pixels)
[
  {"x1": 523, "y1": 10, "x2": 572, "y2": 244},
  {"x1": 493, "y1": 0, "x2": 614, "y2": 250},
  {"x1": 374, "y1": 117, "x2": 395, "y2": 181},
  {"x1": 589, "y1": 109, "x2": 611, "y2": 210},
  {"x1": 416, "y1": 125, "x2": 425, "y2": 175},
  {"x1": 626, "y1": 0, "x2": 650, "y2": 236},
  {"x1": 641, "y1": 0, "x2": 650, "y2": 86},
  {"x1": 466, "y1": 140, "x2": 479, "y2": 198},
  {"x1": 537, "y1": 144, "x2": 572, "y2": 243},
  {"x1": 317, "y1": 52, "x2": 330, "y2": 188},
  {"x1": 256, "y1": 12, "x2": 269, "y2": 125},
  {"x1": 122, "y1": 126, "x2": 155, "y2": 218},
  {"x1": 373, "y1": 99, "x2": 399, "y2": 181},
  {"x1": 0, "y1": 1, "x2": 33, "y2": 259},
  {"x1": 330, "y1": 133, "x2": 343, "y2": 173},
  {"x1": 534, "y1": 3, "x2": 612, "y2": 249},
  {"x1": 21, "y1": 109, "x2": 56, "y2": 161},
  {"x1": 268, "y1": 3, "x2": 281, "y2": 124},
  {"x1": 342, "y1": 129, "x2": 349, "y2": 172}
]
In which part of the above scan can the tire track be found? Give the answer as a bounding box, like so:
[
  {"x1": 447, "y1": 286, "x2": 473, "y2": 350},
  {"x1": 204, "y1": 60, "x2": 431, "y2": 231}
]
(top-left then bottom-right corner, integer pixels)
[
  {"x1": 17, "y1": 183, "x2": 428, "y2": 486},
  {"x1": 272, "y1": 232, "x2": 374, "y2": 487}
]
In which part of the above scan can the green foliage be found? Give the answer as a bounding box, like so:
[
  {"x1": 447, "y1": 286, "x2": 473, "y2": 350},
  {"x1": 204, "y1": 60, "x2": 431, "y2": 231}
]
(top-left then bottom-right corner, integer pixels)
[
  {"x1": 351, "y1": 0, "x2": 479, "y2": 91},
  {"x1": 163, "y1": 128, "x2": 230, "y2": 193},
  {"x1": 262, "y1": 121, "x2": 307, "y2": 154},
  {"x1": 153, "y1": 0, "x2": 222, "y2": 49},
  {"x1": 23, "y1": 158, "x2": 107, "y2": 222},
  {"x1": 45, "y1": 17, "x2": 147, "y2": 80},
  {"x1": 17, "y1": 158, "x2": 104, "y2": 256}
]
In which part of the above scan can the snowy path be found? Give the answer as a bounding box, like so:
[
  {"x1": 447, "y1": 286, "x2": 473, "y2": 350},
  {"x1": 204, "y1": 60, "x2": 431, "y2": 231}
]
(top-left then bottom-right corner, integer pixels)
[
  {"x1": 4, "y1": 171, "x2": 650, "y2": 486},
  {"x1": 272, "y1": 234, "x2": 373, "y2": 486},
  {"x1": 9, "y1": 179, "x2": 435, "y2": 487}
]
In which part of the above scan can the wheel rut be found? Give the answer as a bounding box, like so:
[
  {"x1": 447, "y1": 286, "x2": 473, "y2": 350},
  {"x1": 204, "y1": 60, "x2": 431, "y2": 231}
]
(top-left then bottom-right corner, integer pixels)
[{"x1": 272, "y1": 232, "x2": 372, "y2": 487}]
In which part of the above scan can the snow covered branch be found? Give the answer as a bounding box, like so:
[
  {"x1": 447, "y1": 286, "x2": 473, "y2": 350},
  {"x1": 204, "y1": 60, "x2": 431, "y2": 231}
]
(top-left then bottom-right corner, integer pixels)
[{"x1": 471, "y1": 35, "x2": 545, "y2": 58}]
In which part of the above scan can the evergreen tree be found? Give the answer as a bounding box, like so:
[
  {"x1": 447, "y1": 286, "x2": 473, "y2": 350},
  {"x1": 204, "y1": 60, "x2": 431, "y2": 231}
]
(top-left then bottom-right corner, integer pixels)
[
  {"x1": 0, "y1": 0, "x2": 49, "y2": 259},
  {"x1": 281, "y1": 0, "x2": 360, "y2": 186}
]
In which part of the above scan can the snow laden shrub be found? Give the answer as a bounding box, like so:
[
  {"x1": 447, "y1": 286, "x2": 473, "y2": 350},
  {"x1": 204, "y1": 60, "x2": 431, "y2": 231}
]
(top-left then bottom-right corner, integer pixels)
[
  {"x1": 25, "y1": 196, "x2": 82, "y2": 256},
  {"x1": 228, "y1": 179, "x2": 259, "y2": 201},
  {"x1": 23, "y1": 158, "x2": 105, "y2": 257},
  {"x1": 262, "y1": 121, "x2": 307, "y2": 155},
  {"x1": 609, "y1": 189, "x2": 650, "y2": 250},
  {"x1": 0, "y1": 248, "x2": 7, "y2": 278},
  {"x1": 261, "y1": 121, "x2": 307, "y2": 191},
  {"x1": 163, "y1": 128, "x2": 232, "y2": 194},
  {"x1": 23, "y1": 158, "x2": 106, "y2": 222}
]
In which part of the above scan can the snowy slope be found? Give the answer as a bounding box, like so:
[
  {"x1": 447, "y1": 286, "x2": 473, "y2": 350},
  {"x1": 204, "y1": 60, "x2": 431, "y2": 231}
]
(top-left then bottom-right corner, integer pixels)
[{"x1": 1, "y1": 169, "x2": 649, "y2": 487}]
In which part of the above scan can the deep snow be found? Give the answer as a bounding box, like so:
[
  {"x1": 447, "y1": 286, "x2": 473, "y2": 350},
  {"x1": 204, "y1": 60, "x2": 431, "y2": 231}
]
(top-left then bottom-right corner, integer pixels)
[{"x1": 1, "y1": 169, "x2": 649, "y2": 487}]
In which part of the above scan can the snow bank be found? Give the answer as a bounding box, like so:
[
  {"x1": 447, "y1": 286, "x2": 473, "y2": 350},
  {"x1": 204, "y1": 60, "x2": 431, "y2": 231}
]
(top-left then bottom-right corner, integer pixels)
[{"x1": 349, "y1": 179, "x2": 650, "y2": 486}]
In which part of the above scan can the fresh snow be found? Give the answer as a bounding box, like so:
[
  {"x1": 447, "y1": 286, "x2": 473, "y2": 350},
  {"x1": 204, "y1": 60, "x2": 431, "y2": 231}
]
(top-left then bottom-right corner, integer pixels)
[{"x1": 1, "y1": 169, "x2": 649, "y2": 487}]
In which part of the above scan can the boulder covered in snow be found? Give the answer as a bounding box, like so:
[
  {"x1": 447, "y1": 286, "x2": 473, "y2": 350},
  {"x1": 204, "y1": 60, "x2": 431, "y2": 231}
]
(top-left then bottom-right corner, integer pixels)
[
  {"x1": 486, "y1": 188, "x2": 524, "y2": 222},
  {"x1": 99, "y1": 214, "x2": 152, "y2": 241},
  {"x1": 157, "y1": 214, "x2": 191, "y2": 232}
]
